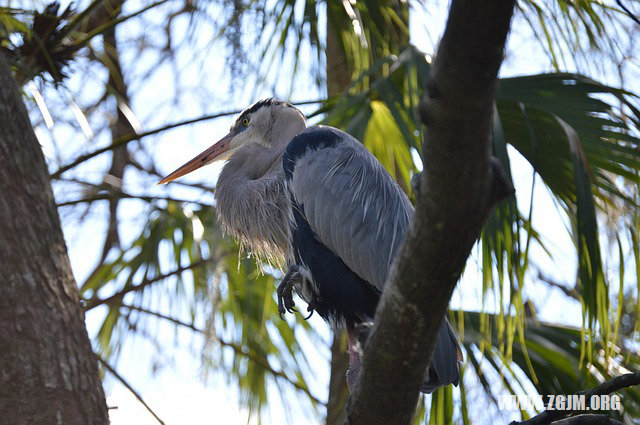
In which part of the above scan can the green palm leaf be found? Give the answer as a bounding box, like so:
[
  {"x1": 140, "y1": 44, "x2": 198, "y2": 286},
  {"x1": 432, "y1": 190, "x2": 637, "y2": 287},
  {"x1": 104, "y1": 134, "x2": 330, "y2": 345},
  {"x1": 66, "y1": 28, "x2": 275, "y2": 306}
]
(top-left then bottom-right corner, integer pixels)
[{"x1": 456, "y1": 310, "x2": 640, "y2": 422}]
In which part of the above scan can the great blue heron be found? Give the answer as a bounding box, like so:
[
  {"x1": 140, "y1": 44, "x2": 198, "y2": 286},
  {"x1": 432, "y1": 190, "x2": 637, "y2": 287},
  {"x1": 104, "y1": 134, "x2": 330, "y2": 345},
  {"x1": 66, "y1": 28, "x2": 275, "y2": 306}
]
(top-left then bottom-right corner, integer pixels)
[{"x1": 160, "y1": 98, "x2": 461, "y2": 392}]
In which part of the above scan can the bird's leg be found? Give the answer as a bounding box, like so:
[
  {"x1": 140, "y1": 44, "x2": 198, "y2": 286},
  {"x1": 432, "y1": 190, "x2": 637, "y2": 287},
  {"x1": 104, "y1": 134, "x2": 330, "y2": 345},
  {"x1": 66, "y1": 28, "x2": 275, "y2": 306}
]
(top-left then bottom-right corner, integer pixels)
[
  {"x1": 346, "y1": 326, "x2": 363, "y2": 391},
  {"x1": 345, "y1": 322, "x2": 373, "y2": 391},
  {"x1": 277, "y1": 265, "x2": 302, "y2": 320}
]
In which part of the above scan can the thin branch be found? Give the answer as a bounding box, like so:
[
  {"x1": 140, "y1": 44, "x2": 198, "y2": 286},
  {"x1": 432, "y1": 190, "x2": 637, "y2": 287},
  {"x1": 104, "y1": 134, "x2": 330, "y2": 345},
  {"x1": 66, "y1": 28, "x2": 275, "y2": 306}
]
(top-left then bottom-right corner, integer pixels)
[
  {"x1": 510, "y1": 372, "x2": 640, "y2": 425},
  {"x1": 616, "y1": 0, "x2": 640, "y2": 26},
  {"x1": 587, "y1": 372, "x2": 640, "y2": 396},
  {"x1": 551, "y1": 414, "x2": 623, "y2": 425},
  {"x1": 119, "y1": 303, "x2": 325, "y2": 405},
  {"x1": 83, "y1": 259, "x2": 209, "y2": 310},
  {"x1": 49, "y1": 99, "x2": 325, "y2": 180},
  {"x1": 537, "y1": 272, "x2": 580, "y2": 300},
  {"x1": 73, "y1": 1, "x2": 169, "y2": 48},
  {"x1": 121, "y1": 304, "x2": 201, "y2": 332},
  {"x1": 212, "y1": 335, "x2": 325, "y2": 406},
  {"x1": 60, "y1": 175, "x2": 211, "y2": 194},
  {"x1": 97, "y1": 23, "x2": 134, "y2": 265},
  {"x1": 49, "y1": 109, "x2": 241, "y2": 179},
  {"x1": 72, "y1": 0, "x2": 124, "y2": 33},
  {"x1": 56, "y1": 191, "x2": 208, "y2": 207},
  {"x1": 97, "y1": 354, "x2": 166, "y2": 425},
  {"x1": 129, "y1": 159, "x2": 216, "y2": 193}
]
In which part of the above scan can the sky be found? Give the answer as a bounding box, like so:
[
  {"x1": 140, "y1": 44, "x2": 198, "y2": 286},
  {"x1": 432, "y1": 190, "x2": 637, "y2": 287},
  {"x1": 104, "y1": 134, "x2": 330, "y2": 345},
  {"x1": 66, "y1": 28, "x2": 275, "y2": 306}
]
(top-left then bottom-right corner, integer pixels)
[{"x1": 19, "y1": 0, "x2": 640, "y2": 423}]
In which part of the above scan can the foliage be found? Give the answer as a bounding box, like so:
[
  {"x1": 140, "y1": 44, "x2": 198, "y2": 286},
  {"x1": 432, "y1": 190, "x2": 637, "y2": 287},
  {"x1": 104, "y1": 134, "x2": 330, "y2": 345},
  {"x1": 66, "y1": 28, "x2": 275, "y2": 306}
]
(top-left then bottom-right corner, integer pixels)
[
  {"x1": 2, "y1": 0, "x2": 639, "y2": 424},
  {"x1": 453, "y1": 311, "x2": 640, "y2": 423},
  {"x1": 0, "y1": 2, "x2": 77, "y2": 83}
]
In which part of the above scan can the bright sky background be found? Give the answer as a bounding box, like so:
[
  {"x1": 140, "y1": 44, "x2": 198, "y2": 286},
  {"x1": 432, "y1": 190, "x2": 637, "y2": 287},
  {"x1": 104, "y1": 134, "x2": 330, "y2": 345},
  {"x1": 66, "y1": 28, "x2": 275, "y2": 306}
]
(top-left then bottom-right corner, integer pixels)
[{"x1": 25, "y1": 0, "x2": 639, "y2": 424}]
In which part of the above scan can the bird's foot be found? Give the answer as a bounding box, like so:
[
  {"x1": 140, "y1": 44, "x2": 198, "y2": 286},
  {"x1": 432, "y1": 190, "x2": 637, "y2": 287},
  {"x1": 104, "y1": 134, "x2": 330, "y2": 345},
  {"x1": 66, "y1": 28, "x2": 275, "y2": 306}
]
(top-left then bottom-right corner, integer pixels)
[{"x1": 277, "y1": 265, "x2": 302, "y2": 320}]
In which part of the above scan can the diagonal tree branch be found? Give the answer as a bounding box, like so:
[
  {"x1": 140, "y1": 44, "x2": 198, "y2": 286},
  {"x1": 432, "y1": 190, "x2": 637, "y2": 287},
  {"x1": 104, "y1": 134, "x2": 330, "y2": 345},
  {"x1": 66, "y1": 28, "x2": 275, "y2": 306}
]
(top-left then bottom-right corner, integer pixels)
[
  {"x1": 537, "y1": 272, "x2": 580, "y2": 300},
  {"x1": 73, "y1": 1, "x2": 168, "y2": 48},
  {"x1": 346, "y1": 1, "x2": 516, "y2": 424},
  {"x1": 615, "y1": 0, "x2": 640, "y2": 26},
  {"x1": 550, "y1": 415, "x2": 623, "y2": 425},
  {"x1": 510, "y1": 372, "x2": 640, "y2": 425},
  {"x1": 49, "y1": 109, "x2": 242, "y2": 179},
  {"x1": 83, "y1": 259, "x2": 209, "y2": 310},
  {"x1": 56, "y1": 190, "x2": 207, "y2": 207},
  {"x1": 49, "y1": 99, "x2": 325, "y2": 180},
  {"x1": 97, "y1": 354, "x2": 165, "y2": 425},
  {"x1": 119, "y1": 303, "x2": 324, "y2": 405},
  {"x1": 75, "y1": 0, "x2": 125, "y2": 33},
  {"x1": 85, "y1": 18, "x2": 135, "y2": 286}
]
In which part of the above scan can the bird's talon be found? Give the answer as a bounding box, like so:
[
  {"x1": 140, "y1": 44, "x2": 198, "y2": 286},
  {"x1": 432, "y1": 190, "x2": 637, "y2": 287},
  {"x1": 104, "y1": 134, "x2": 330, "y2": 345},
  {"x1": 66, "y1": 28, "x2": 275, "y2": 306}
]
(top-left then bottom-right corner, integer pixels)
[
  {"x1": 303, "y1": 300, "x2": 315, "y2": 320},
  {"x1": 277, "y1": 302, "x2": 287, "y2": 320},
  {"x1": 276, "y1": 265, "x2": 302, "y2": 320},
  {"x1": 303, "y1": 307, "x2": 314, "y2": 320}
]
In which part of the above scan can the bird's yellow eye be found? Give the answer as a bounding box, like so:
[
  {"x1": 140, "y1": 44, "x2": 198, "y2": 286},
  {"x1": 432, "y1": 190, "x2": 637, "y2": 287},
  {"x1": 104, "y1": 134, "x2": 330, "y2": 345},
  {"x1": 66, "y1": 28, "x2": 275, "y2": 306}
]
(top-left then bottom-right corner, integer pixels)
[{"x1": 242, "y1": 118, "x2": 249, "y2": 126}]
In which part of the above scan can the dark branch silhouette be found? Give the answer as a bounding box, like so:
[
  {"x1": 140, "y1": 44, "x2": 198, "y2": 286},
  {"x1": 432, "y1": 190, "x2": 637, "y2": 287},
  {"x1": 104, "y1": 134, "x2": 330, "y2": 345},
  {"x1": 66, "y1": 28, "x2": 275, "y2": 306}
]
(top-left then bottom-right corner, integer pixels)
[
  {"x1": 510, "y1": 372, "x2": 640, "y2": 425},
  {"x1": 98, "y1": 355, "x2": 166, "y2": 425},
  {"x1": 83, "y1": 259, "x2": 210, "y2": 310},
  {"x1": 120, "y1": 303, "x2": 324, "y2": 405},
  {"x1": 50, "y1": 99, "x2": 325, "y2": 179},
  {"x1": 616, "y1": 0, "x2": 640, "y2": 26}
]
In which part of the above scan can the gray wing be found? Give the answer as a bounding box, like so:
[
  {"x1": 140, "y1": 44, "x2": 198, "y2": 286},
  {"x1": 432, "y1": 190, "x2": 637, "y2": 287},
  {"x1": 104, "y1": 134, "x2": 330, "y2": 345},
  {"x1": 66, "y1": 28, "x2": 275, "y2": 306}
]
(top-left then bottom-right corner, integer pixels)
[{"x1": 285, "y1": 126, "x2": 413, "y2": 291}]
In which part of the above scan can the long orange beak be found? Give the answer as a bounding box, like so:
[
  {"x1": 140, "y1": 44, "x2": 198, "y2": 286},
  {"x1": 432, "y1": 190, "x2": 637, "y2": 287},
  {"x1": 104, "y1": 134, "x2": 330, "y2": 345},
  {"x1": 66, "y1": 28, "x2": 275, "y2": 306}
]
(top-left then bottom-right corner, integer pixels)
[{"x1": 158, "y1": 133, "x2": 233, "y2": 184}]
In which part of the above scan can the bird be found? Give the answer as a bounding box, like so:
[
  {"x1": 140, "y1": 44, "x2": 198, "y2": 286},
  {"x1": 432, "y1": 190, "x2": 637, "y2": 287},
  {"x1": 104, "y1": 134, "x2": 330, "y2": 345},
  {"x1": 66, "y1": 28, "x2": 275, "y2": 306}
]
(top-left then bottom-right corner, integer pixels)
[{"x1": 160, "y1": 98, "x2": 461, "y2": 392}]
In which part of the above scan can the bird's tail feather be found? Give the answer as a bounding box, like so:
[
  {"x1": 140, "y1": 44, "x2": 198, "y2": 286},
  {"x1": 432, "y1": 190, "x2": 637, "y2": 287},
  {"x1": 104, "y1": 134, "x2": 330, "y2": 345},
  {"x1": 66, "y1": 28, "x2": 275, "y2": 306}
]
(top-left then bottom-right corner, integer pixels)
[{"x1": 420, "y1": 318, "x2": 462, "y2": 394}]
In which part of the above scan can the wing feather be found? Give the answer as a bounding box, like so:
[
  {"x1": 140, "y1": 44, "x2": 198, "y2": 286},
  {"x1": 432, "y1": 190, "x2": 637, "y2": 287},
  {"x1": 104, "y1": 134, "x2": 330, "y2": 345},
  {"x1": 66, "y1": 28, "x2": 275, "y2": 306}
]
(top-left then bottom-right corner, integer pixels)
[{"x1": 285, "y1": 127, "x2": 413, "y2": 291}]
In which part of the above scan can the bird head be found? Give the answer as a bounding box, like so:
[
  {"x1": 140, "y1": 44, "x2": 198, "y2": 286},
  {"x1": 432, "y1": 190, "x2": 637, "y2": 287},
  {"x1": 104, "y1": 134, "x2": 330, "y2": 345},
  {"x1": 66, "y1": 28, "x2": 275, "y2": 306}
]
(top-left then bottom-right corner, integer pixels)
[{"x1": 159, "y1": 99, "x2": 305, "y2": 184}]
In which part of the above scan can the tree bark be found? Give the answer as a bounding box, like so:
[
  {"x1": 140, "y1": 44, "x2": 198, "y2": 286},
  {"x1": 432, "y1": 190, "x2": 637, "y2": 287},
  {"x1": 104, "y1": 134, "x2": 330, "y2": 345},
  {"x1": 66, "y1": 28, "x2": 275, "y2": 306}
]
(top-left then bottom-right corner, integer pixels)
[
  {"x1": 79, "y1": 0, "x2": 126, "y2": 32},
  {"x1": 325, "y1": 17, "x2": 351, "y2": 98},
  {"x1": 0, "y1": 53, "x2": 109, "y2": 424},
  {"x1": 325, "y1": 13, "x2": 353, "y2": 424},
  {"x1": 326, "y1": 2, "x2": 411, "y2": 422},
  {"x1": 346, "y1": 1, "x2": 516, "y2": 424},
  {"x1": 94, "y1": 25, "x2": 133, "y2": 264},
  {"x1": 325, "y1": 331, "x2": 349, "y2": 425}
]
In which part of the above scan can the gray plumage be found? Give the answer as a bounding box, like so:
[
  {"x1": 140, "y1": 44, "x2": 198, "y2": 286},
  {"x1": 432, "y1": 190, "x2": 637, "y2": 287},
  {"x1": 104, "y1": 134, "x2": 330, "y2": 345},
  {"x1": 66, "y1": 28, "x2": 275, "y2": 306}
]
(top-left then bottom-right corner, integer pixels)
[
  {"x1": 288, "y1": 127, "x2": 413, "y2": 291},
  {"x1": 216, "y1": 148, "x2": 291, "y2": 267},
  {"x1": 287, "y1": 126, "x2": 460, "y2": 392},
  {"x1": 212, "y1": 101, "x2": 306, "y2": 267},
  {"x1": 160, "y1": 98, "x2": 461, "y2": 393}
]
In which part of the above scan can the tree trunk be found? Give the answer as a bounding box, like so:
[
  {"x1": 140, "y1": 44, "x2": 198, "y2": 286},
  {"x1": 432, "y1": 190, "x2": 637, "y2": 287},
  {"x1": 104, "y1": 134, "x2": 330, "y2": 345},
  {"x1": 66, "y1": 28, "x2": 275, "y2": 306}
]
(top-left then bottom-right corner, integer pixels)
[
  {"x1": 82, "y1": 24, "x2": 133, "y2": 282},
  {"x1": 0, "y1": 53, "x2": 109, "y2": 424},
  {"x1": 324, "y1": 15, "x2": 352, "y2": 425},
  {"x1": 325, "y1": 18, "x2": 351, "y2": 98},
  {"x1": 324, "y1": 3, "x2": 410, "y2": 422},
  {"x1": 325, "y1": 331, "x2": 349, "y2": 425},
  {"x1": 101, "y1": 26, "x2": 133, "y2": 260}
]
